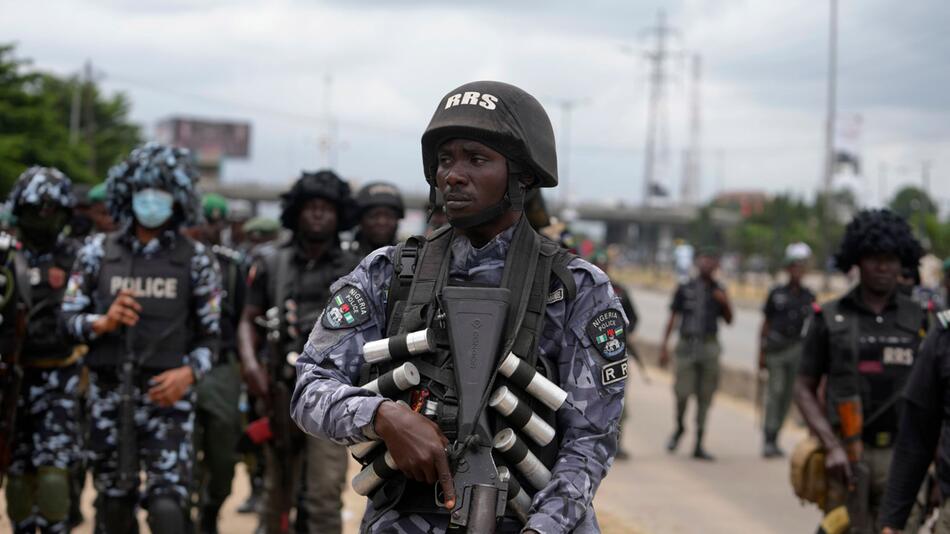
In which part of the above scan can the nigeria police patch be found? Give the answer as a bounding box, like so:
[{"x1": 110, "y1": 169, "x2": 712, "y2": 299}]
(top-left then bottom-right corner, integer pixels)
[
  {"x1": 586, "y1": 308, "x2": 626, "y2": 359},
  {"x1": 322, "y1": 285, "x2": 370, "y2": 329}
]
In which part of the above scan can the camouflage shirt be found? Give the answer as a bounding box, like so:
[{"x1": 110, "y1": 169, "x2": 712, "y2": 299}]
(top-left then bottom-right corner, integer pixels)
[
  {"x1": 291, "y1": 224, "x2": 627, "y2": 533},
  {"x1": 61, "y1": 229, "x2": 222, "y2": 380}
]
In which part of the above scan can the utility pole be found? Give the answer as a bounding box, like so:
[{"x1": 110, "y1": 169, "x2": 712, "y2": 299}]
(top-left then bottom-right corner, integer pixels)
[
  {"x1": 320, "y1": 74, "x2": 338, "y2": 168},
  {"x1": 639, "y1": 10, "x2": 680, "y2": 206},
  {"x1": 553, "y1": 97, "x2": 590, "y2": 210},
  {"x1": 820, "y1": 0, "x2": 838, "y2": 282},
  {"x1": 69, "y1": 70, "x2": 83, "y2": 145},
  {"x1": 681, "y1": 53, "x2": 702, "y2": 205},
  {"x1": 83, "y1": 60, "x2": 97, "y2": 175}
]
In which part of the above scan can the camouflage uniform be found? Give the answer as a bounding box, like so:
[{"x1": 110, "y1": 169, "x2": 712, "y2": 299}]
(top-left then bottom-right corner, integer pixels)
[
  {"x1": 291, "y1": 224, "x2": 627, "y2": 533},
  {"x1": 4, "y1": 167, "x2": 81, "y2": 534},
  {"x1": 7, "y1": 245, "x2": 83, "y2": 534},
  {"x1": 61, "y1": 144, "x2": 221, "y2": 532},
  {"x1": 62, "y1": 231, "x2": 220, "y2": 505}
]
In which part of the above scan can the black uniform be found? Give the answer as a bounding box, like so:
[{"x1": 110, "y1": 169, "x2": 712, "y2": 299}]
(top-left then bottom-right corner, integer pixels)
[
  {"x1": 799, "y1": 286, "x2": 925, "y2": 524},
  {"x1": 247, "y1": 241, "x2": 358, "y2": 534},
  {"x1": 879, "y1": 309, "x2": 950, "y2": 530}
]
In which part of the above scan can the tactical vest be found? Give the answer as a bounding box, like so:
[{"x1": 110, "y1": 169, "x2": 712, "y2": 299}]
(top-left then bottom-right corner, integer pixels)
[
  {"x1": 85, "y1": 233, "x2": 194, "y2": 371},
  {"x1": 266, "y1": 245, "x2": 356, "y2": 359},
  {"x1": 822, "y1": 293, "x2": 923, "y2": 443},
  {"x1": 359, "y1": 220, "x2": 577, "y2": 523},
  {"x1": 21, "y1": 242, "x2": 77, "y2": 363}
]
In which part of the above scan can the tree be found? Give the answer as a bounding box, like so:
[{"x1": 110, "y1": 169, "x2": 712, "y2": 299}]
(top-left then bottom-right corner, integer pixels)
[
  {"x1": 889, "y1": 186, "x2": 937, "y2": 221},
  {"x1": 0, "y1": 44, "x2": 141, "y2": 194}
]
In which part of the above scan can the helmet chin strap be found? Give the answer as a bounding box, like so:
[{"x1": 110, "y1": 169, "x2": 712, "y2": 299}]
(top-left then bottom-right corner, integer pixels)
[{"x1": 443, "y1": 162, "x2": 528, "y2": 230}]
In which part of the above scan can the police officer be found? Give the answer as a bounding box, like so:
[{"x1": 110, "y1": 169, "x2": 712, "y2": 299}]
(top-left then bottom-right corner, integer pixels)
[
  {"x1": 793, "y1": 209, "x2": 925, "y2": 533},
  {"x1": 879, "y1": 309, "x2": 950, "y2": 533},
  {"x1": 758, "y1": 242, "x2": 815, "y2": 458},
  {"x1": 186, "y1": 193, "x2": 246, "y2": 534},
  {"x1": 236, "y1": 170, "x2": 359, "y2": 534},
  {"x1": 4, "y1": 167, "x2": 81, "y2": 534},
  {"x1": 290, "y1": 80, "x2": 627, "y2": 533},
  {"x1": 352, "y1": 181, "x2": 404, "y2": 257},
  {"x1": 61, "y1": 143, "x2": 222, "y2": 533},
  {"x1": 659, "y1": 246, "x2": 733, "y2": 461}
]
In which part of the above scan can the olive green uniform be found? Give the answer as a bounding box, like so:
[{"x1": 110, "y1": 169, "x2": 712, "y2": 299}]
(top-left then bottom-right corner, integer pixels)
[
  {"x1": 761, "y1": 283, "x2": 815, "y2": 443},
  {"x1": 195, "y1": 246, "x2": 246, "y2": 530},
  {"x1": 670, "y1": 278, "x2": 729, "y2": 439}
]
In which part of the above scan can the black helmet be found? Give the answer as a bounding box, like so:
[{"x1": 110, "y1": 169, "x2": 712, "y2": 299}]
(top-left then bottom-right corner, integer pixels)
[
  {"x1": 422, "y1": 81, "x2": 557, "y2": 188},
  {"x1": 420, "y1": 81, "x2": 557, "y2": 228},
  {"x1": 355, "y1": 182, "x2": 405, "y2": 219},
  {"x1": 280, "y1": 169, "x2": 358, "y2": 232}
]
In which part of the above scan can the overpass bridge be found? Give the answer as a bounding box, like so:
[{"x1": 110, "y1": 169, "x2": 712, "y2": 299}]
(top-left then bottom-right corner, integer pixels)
[{"x1": 204, "y1": 181, "x2": 739, "y2": 258}]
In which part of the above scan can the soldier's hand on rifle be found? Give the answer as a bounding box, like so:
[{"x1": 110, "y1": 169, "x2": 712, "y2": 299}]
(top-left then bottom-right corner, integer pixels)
[
  {"x1": 147, "y1": 366, "x2": 195, "y2": 407},
  {"x1": 242, "y1": 361, "x2": 269, "y2": 399},
  {"x1": 659, "y1": 346, "x2": 671, "y2": 369},
  {"x1": 881, "y1": 528, "x2": 899, "y2": 534},
  {"x1": 825, "y1": 444, "x2": 854, "y2": 488},
  {"x1": 93, "y1": 290, "x2": 142, "y2": 335},
  {"x1": 374, "y1": 400, "x2": 456, "y2": 509}
]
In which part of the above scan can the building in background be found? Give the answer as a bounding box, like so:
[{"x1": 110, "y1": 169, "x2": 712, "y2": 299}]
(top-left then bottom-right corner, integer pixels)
[{"x1": 156, "y1": 116, "x2": 251, "y2": 184}]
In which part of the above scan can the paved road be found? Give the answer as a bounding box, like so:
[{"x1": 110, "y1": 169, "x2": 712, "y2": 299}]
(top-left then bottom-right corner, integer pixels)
[
  {"x1": 630, "y1": 285, "x2": 762, "y2": 369},
  {"x1": 598, "y1": 371, "x2": 819, "y2": 534}
]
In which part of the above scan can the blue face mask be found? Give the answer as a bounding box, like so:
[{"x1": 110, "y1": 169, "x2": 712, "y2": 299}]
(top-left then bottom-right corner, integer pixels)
[{"x1": 132, "y1": 188, "x2": 174, "y2": 229}]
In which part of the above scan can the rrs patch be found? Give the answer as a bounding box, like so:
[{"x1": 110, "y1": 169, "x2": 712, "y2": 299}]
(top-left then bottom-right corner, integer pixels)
[
  {"x1": 601, "y1": 359, "x2": 628, "y2": 386},
  {"x1": 322, "y1": 285, "x2": 371, "y2": 329},
  {"x1": 586, "y1": 308, "x2": 626, "y2": 359}
]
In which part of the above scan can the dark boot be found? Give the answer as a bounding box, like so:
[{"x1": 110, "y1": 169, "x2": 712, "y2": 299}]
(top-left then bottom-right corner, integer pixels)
[
  {"x1": 146, "y1": 496, "x2": 185, "y2": 534},
  {"x1": 666, "y1": 425, "x2": 684, "y2": 453},
  {"x1": 762, "y1": 432, "x2": 784, "y2": 458},
  {"x1": 692, "y1": 431, "x2": 715, "y2": 461}
]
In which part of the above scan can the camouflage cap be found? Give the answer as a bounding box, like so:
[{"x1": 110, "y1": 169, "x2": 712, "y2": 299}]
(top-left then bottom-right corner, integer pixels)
[
  {"x1": 7, "y1": 166, "x2": 76, "y2": 215},
  {"x1": 106, "y1": 142, "x2": 202, "y2": 228}
]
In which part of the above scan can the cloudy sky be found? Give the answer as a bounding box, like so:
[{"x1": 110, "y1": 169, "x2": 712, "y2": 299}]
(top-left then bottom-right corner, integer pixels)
[{"x1": 4, "y1": 0, "x2": 949, "y2": 208}]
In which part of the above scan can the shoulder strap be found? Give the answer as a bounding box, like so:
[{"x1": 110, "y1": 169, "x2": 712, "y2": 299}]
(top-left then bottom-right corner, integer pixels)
[
  {"x1": 11, "y1": 253, "x2": 31, "y2": 309},
  {"x1": 385, "y1": 235, "x2": 425, "y2": 335},
  {"x1": 550, "y1": 248, "x2": 577, "y2": 302},
  {"x1": 393, "y1": 227, "x2": 454, "y2": 335},
  {"x1": 271, "y1": 247, "x2": 295, "y2": 312}
]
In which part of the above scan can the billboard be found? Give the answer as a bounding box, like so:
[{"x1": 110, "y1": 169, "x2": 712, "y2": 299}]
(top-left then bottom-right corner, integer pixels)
[{"x1": 156, "y1": 117, "x2": 251, "y2": 164}]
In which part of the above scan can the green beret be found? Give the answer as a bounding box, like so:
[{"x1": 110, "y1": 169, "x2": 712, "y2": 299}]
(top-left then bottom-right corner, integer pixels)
[
  {"x1": 87, "y1": 183, "x2": 107, "y2": 204},
  {"x1": 202, "y1": 193, "x2": 229, "y2": 221},
  {"x1": 243, "y1": 216, "x2": 280, "y2": 235},
  {"x1": 697, "y1": 245, "x2": 721, "y2": 258}
]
